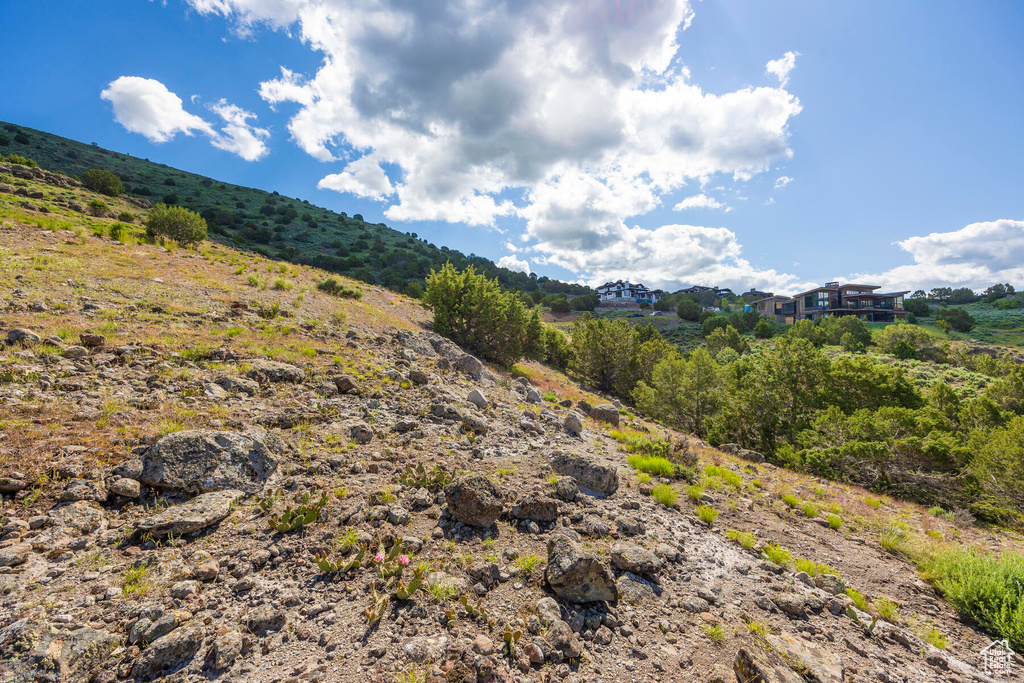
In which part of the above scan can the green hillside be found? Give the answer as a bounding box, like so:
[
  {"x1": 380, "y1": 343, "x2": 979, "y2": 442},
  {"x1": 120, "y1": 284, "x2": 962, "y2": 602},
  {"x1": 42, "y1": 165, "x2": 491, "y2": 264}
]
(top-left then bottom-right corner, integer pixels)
[{"x1": 0, "y1": 120, "x2": 590, "y2": 298}]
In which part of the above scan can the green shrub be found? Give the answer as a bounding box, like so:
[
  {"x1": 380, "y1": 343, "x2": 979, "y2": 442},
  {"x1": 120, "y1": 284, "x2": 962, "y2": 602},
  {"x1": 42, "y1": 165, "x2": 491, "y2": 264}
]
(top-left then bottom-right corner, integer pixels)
[
  {"x1": 762, "y1": 542, "x2": 792, "y2": 566},
  {"x1": 922, "y1": 547, "x2": 1024, "y2": 649},
  {"x1": 627, "y1": 455, "x2": 675, "y2": 478},
  {"x1": 145, "y1": 204, "x2": 207, "y2": 246},
  {"x1": 725, "y1": 528, "x2": 757, "y2": 549},
  {"x1": 117, "y1": 211, "x2": 135, "y2": 223},
  {"x1": 846, "y1": 587, "x2": 868, "y2": 611},
  {"x1": 107, "y1": 222, "x2": 129, "y2": 243},
  {"x1": 695, "y1": 505, "x2": 719, "y2": 526},
  {"x1": 794, "y1": 558, "x2": 837, "y2": 577},
  {"x1": 81, "y1": 168, "x2": 124, "y2": 196},
  {"x1": 317, "y1": 276, "x2": 363, "y2": 299},
  {"x1": 4, "y1": 153, "x2": 38, "y2": 168},
  {"x1": 650, "y1": 483, "x2": 677, "y2": 507}
]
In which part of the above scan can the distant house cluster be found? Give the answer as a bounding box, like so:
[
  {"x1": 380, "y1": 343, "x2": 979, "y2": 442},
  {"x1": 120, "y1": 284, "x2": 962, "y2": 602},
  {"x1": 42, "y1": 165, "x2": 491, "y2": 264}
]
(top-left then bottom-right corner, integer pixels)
[
  {"x1": 754, "y1": 282, "x2": 909, "y2": 324},
  {"x1": 597, "y1": 280, "x2": 663, "y2": 303}
]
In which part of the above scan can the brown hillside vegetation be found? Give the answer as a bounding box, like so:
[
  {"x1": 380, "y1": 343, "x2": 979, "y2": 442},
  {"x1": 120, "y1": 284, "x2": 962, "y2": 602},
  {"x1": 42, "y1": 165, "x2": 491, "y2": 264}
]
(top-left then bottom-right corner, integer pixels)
[{"x1": 1, "y1": 162, "x2": 1023, "y2": 682}]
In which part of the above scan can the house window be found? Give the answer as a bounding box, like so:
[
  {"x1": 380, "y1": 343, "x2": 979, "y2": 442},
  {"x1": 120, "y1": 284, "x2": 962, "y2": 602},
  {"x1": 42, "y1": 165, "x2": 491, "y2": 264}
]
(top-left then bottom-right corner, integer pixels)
[
  {"x1": 818, "y1": 292, "x2": 830, "y2": 309},
  {"x1": 804, "y1": 294, "x2": 816, "y2": 309}
]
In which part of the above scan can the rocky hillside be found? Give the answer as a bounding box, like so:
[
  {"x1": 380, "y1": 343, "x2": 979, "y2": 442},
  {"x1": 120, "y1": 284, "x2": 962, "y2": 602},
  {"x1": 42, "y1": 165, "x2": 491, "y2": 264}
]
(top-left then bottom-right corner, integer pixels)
[{"x1": 2, "y1": 162, "x2": 1023, "y2": 683}]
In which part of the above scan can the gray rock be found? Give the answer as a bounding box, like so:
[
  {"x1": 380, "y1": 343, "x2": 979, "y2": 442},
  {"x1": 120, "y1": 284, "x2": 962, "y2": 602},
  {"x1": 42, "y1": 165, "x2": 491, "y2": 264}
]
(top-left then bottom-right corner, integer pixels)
[
  {"x1": 564, "y1": 411, "x2": 584, "y2": 436},
  {"x1": 467, "y1": 389, "x2": 488, "y2": 408},
  {"x1": 403, "y1": 635, "x2": 449, "y2": 663},
  {"x1": 814, "y1": 573, "x2": 846, "y2": 596},
  {"x1": 79, "y1": 333, "x2": 106, "y2": 348},
  {"x1": 213, "y1": 375, "x2": 260, "y2": 396},
  {"x1": 335, "y1": 374, "x2": 360, "y2": 393},
  {"x1": 461, "y1": 412, "x2": 489, "y2": 435},
  {"x1": 7, "y1": 328, "x2": 41, "y2": 344},
  {"x1": 203, "y1": 383, "x2": 228, "y2": 399},
  {"x1": 212, "y1": 630, "x2": 242, "y2": 671},
  {"x1": 408, "y1": 368, "x2": 429, "y2": 385},
  {"x1": 526, "y1": 387, "x2": 543, "y2": 403},
  {"x1": 0, "y1": 543, "x2": 31, "y2": 567},
  {"x1": 0, "y1": 475, "x2": 30, "y2": 493},
  {"x1": 511, "y1": 494, "x2": 559, "y2": 523},
  {"x1": 610, "y1": 544, "x2": 663, "y2": 575},
  {"x1": 61, "y1": 345, "x2": 89, "y2": 359},
  {"x1": 543, "y1": 619, "x2": 582, "y2": 660},
  {"x1": 51, "y1": 501, "x2": 105, "y2": 535},
  {"x1": 0, "y1": 619, "x2": 119, "y2": 682},
  {"x1": 170, "y1": 580, "x2": 199, "y2": 599},
  {"x1": 244, "y1": 604, "x2": 287, "y2": 634},
  {"x1": 60, "y1": 478, "x2": 106, "y2": 503},
  {"x1": 615, "y1": 515, "x2": 645, "y2": 536},
  {"x1": 136, "y1": 489, "x2": 243, "y2": 536},
  {"x1": 349, "y1": 421, "x2": 374, "y2": 444},
  {"x1": 734, "y1": 646, "x2": 804, "y2": 683},
  {"x1": 108, "y1": 477, "x2": 141, "y2": 498},
  {"x1": 549, "y1": 451, "x2": 618, "y2": 496},
  {"x1": 139, "y1": 429, "x2": 280, "y2": 494},
  {"x1": 536, "y1": 597, "x2": 561, "y2": 625},
  {"x1": 131, "y1": 626, "x2": 203, "y2": 681},
  {"x1": 454, "y1": 354, "x2": 483, "y2": 378},
  {"x1": 616, "y1": 572, "x2": 662, "y2": 602},
  {"x1": 588, "y1": 403, "x2": 619, "y2": 426},
  {"x1": 245, "y1": 359, "x2": 304, "y2": 383},
  {"x1": 554, "y1": 477, "x2": 578, "y2": 502},
  {"x1": 445, "y1": 474, "x2": 503, "y2": 527},
  {"x1": 545, "y1": 533, "x2": 616, "y2": 603},
  {"x1": 767, "y1": 633, "x2": 845, "y2": 683}
]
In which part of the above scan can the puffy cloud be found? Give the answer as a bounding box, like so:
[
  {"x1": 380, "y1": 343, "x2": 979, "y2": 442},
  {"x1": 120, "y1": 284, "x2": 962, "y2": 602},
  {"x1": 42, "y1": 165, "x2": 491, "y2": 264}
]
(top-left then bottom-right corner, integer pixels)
[
  {"x1": 497, "y1": 254, "x2": 530, "y2": 274},
  {"x1": 180, "y1": 1, "x2": 803, "y2": 282},
  {"x1": 853, "y1": 219, "x2": 1024, "y2": 291},
  {"x1": 208, "y1": 100, "x2": 270, "y2": 161},
  {"x1": 774, "y1": 175, "x2": 793, "y2": 189},
  {"x1": 318, "y1": 155, "x2": 393, "y2": 200},
  {"x1": 673, "y1": 194, "x2": 728, "y2": 211},
  {"x1": 101, "y1": 76, "x2": 269, "y2": 161},
  {"x1": 101, "y1": 76, "x2": 213, "y2": 143},
  {"x1": 766, "y1": 51, "x2": 800, "y2": 88}
]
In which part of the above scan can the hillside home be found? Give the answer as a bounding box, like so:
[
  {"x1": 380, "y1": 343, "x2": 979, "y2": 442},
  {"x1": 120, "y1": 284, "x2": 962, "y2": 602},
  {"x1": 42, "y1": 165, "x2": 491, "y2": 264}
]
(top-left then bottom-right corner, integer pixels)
[
  {"x1": 597, "y1": 280, "x2": 661, "y2": 303},
  {"x1": 754, "y1": 282, "x2": 909, "y2": 324}
]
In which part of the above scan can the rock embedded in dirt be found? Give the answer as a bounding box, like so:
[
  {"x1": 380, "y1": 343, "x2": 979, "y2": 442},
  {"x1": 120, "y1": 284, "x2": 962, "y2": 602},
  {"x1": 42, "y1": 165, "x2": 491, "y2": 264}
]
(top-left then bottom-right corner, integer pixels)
[
  {"x1": 445, "y1": 474, "x2": 504, "y2": 527},
  {"x1": 0, "y1": 543, "x2": 31, "y2": 567},
  {"x1": 588, "y1": 403, "x2": 620, "y2": 426},
  {"x1": 0, "y1": 474, "x2": 30, "y2": 493},
  {"x1": 549, "y1": 451, "x2": 618, "y2": 496},
  {"x1": 61, "y1": 345, "x2": 89, "y2": 359},
  {"x1": 535, "y1": 597, "x2": 562, "y2": 625},
  {"x1": 213, "y1": 375, "x2": 260, "y2": 396},
  {"x1": 135, "y1": 489, "x2": 243, "y2": 536},
  {"x1": 610, "y1": 543, "x2": 663, "y2": 575},
  {"x1": 138, "y1": 429, "x2": 280, "y2": 494},
  {"x1": 60, "y1": 478, "x2": 107, "y2": 503},
  {"x1": 545, "y1": 532, "x2": 616, "y2": 603},
  {"x1": 51, "y1": 500, "x2": 105, "y2": 535},
  {"x1": 734, "y1": 645, "x2": 804, "y2": 683},
  {"x1": 467, "y1": 388, "x2": 488, "y2": 408},
  {"x1": 564, "y1": 411, "x2": 584, "y2": 436},
  {"x1": 0, "y1": 619, "x2": 120, "y2": 682},
  {"x1": 335, "y1": 374, "x2": 360, "y2": 393},
  {"x1": 767, "y1": 633, "x2": 845, "y2": 683},
  {"x1": 130, "y1": 625, "x2": 203, "y2": 681},
  {"x1": 79, "y1": 333, "x2": 106, "y2": 348},
  {"x1": 349, "y1": 421, "x2": 374, "y2": 444},
  {"x1": 511, "y1": 493, "x2": 559, "y2": 523},
  {"x1": 543, "y1": 619, "x2": 582, "y2": 660},
  {"x1": 6, "y1": 328, "x2": 41, "y2": 344},
  {"x1": 525, "y1": 387, "x2": 543, "y2": 403},
  {"x1": 245, "y1": 359, "x2": 304, "y2": 384},
  {"x1": 454, "y1": 353, "x2": 483, "y2": 378}
]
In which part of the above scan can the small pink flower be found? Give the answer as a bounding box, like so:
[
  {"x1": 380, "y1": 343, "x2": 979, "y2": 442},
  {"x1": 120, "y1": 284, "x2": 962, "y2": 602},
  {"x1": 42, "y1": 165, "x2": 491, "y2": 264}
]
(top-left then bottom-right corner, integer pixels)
[
  {"x1": 399, "y1": 555, "x2": 410, "y2": 566},
  {"x1": 374, "y1": 551, "x2": 385, "y2": 564}
]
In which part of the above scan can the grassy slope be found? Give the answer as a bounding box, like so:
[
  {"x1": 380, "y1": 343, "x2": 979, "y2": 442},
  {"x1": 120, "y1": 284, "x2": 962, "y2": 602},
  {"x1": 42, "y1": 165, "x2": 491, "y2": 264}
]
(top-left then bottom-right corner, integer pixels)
[{"x1": 0, "y1": 120, "x2": 577, "y2": 296}]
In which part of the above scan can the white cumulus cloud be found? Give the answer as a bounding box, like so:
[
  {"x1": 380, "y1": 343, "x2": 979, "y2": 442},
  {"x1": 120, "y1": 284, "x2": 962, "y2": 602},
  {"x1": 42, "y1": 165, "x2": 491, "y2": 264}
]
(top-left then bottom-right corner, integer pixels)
[
  {"x1": 101, "y1": 76, "x2": 269, "y2": 161},
  {"x1": 774, "y1": 175, "x2": 793, "y2": 189},
  {"x1": 766, "y1": 51, "x2": 800, "y2": 88},
  {"x1": 318, "y1": 155, "x2": 394, "y2": 200},
  {"x1": 497, "y1": 255, "x2": 530, "y2": 274},
  {"x1": 851, "y1": 219, "x2": 1024, "y2": 291},
  {"x1": 673, "y1": 194, "x2": 728, "y2": 211},
  {"x1": 179, "y1": 0, "x2": 804, "y2": 282}
]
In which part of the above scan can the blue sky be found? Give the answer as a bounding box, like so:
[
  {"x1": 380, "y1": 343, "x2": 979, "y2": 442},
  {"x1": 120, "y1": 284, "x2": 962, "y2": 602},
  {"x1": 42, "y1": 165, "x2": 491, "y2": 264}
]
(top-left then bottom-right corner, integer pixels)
[{"x1": 3, "y1": 1, "x2": 1023, "y2": 294}]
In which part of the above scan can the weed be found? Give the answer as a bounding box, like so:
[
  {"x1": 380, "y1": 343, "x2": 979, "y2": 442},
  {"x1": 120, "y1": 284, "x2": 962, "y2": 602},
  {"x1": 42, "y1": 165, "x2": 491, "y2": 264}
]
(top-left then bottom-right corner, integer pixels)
[
  {"x1": 121, "y1": 565, "x2": 152, "y2": 598},
  {"x1": 686, "y1": 484, "x2": 704, "y2": 502},
  {"x1": 827, "y1": 513, "x2": 843, "y2": 530},
  {"x1": 695, "y1": 505, "x2": 719, "y2": 527},
  {"x1": 725, "y1": 528, "x2": 757, "y2": 550},
  {"x1": 702, "y1": 623, "x2": 725, "y2": 644},
  {"x1": 428, "y1": 578, "x2": 459, "y2": 603},
  {"x1": 846, "y1": 587, "x2": 869, "y2": 611},
  {"x1": 744, "y1": 620, "x2": 771, "y2": 637},
  {"x1": 627, "y1": 454, "x2": 675, "y2": 478},
  {"x1": 794, "y1": 558, "x2": 838, "y2": 577},
  {"x1": 879, "y1": 521, "x2": 911, "y2": 555},
  {"x1": 800, "y1": 502, "x2": 819, "y2": 518},
  {"x1": 514, "y1": 553, "x2": 543, "y2": 576},
  {"x1": 864, "y1": 496, "x2": 883, "y2": 509},
  {"x1": 781, "y1": 494, "x2": 800, "y2": 508},
  {"x1": 650, "y1": 483, "x2": 677, "y2": 507},
  {"x1": 874, "y1": 597, "x2": 900, "y2": 622},
  {"x1": 762, "y1": 542, "x2": 792, "y2": 567},
  {"x1": 924, "y1": 626, "x2": 947, "y2": 650}
]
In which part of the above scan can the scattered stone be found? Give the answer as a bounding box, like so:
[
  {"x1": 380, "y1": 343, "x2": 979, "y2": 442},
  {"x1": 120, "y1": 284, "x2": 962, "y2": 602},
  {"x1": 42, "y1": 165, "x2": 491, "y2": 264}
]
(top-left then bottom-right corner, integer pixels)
[
  {"x1": 203, "y1": 383, "x2": 229, "y2": 400},
  {"x1": 51, "y1": 500, "x2": 105, "y2": 535},
  {"x1": 536, "y1": 597, "x2": 562, "y2": 626},
  {"x1": 588, "y1": 403, "x2": 619, "y2": 426},
  {"x1": 246, "y1": 359, "x2": 304, "y2": 383},
  {"x1": 60, "y1": 478, "x2": 107, "y2": 503},
  {"x1": 61, "y1": 345, "x2": 89, "y2": 359},
  {"x1": 245, "y1": 604, "x2": 287, "y2": 634},
  {"x1": 545, "y1": 533, "x2": 616, "y2": 603},
  {"x1": 610, "y1": 543, "x2": 663, "y2": 575},
  {"x1": 108, "y1": 477, "x2": 141, "y2": 498},
  {"x1": 0, "y1": 474, "x2": 31, "y2": 493},
  {"x1": 79, "y1": 333, "x2": 106, "y2": 348},
  {"x1": 212, "y1": 630, "x2": 242, "y2": 671},
  {"x1": 170, "y1": 580, "x2": 200, "y2": 599},
  {"x1": 767, "y1": 633, "x2": 845, "y2": 683},
  {"x1": 734, "y1": 645, "x2": 804, "y2": 683},
  {"x1": 135, "y1": 489, "x2": 243, "y2": 536},
  {"x1": 467, "y1": 388, "x2": 488, "y2": 408},
  {"x1": 335, "y1": 374, "x2": 360, "y2": 393},
  {"x1": 445, "y1": 474, "x2": 503, "y2": 527},
  {"x1": 525, "y1": 387, "x2": 542, "y2": 403},
  {"x1": 6, "y1": 328, "x2": 41, "y2": 344},
  {"x1": 0, "y1": 543, "x2": 31, "y2": 567},
  {"x1": 564, "y1": 411, "x2": 584, "y2": 436},
  {"x1": 473, "y1": 634, "x2": 494, "y2": 655},
  {"x1": 543, "y1": 620, "x2": 582, "y2": 660},
  {"x1": 511, "y1": 494, "x2": 559, "y2": 523},
  {"x1": 0, "y1": 619, "x2": 119, "y2": 682},
  {"x1": 549, "y1": 451, "x2": 618, "y2": 496},
  {"x1": 139, "y1": 429, "x2": 280, "y2": 494},
  {"x1": 213, "y1": 375, "x2": 260, "y2": 396},
  {"x1": 403, "y1": 635, "x2": 449, "y2": 663},
  {"x1": 454, "y1": 354, "x2": 483, "y2": 378},
  {"x1": 130, "y1": 626, "x2": 203, "y2": 681},
  {"x1": 349, "y1": 422, "x2": 374, "y2": 444}
]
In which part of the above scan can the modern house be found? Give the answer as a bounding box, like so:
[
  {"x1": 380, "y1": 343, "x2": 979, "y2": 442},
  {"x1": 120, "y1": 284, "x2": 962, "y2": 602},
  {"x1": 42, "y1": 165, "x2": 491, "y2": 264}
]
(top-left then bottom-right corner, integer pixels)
[
  {"x1": 679, "y1": 285, "x2": 734, "y2": 297},
  {"x1": 754, "y1": 282, "x2": 909, "y2": 324},
  {"x1": 597, "y1": 280, "x2": 661, "y2": 303}
]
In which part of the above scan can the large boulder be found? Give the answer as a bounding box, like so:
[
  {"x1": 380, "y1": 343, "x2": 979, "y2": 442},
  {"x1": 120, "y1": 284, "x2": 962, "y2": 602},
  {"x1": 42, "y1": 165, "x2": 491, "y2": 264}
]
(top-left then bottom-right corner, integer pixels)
[
  {"x1": 610, "y1": 543, "x2": 663, "y2": 576},
  {"x1": 245, "y1": 359, "x2": 304, "y2": 384},
  {"x1": 6, "y1": 328, "x2": 41, "y2": 344},
  {"x1": 545, "y1": 533, "x2": 616, "y2": 603},
  {"x1": 454, "y1": 354, "x2": 483, "y2": 378},
  {"x1": 564, "y1": 411, "x2": 584, "y2": 436},
  {"x1": 734, "y1": 645, "x2": 804, "y2": 683},
  {"x1": 549, "y1": 451, "x2": 618, "y2": 496},
  {"x1": 445, "y1": 474, "x2": 504, "y2": 527},
  {"x1": 139, "y1": 429, "x2": 280, "y2": 494},
  {"x1": 135, "y1": 489, "x2": 243, "y2": 536},
  {"x1": 511, "y1": 494, "x2": 559, "y2": 523},
  {"x1": 588, "y1": 403, "x2": 619, "y2": 426},
  {"x1": 130, "y1": 626, "x2": 204, "y2": 681}
]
